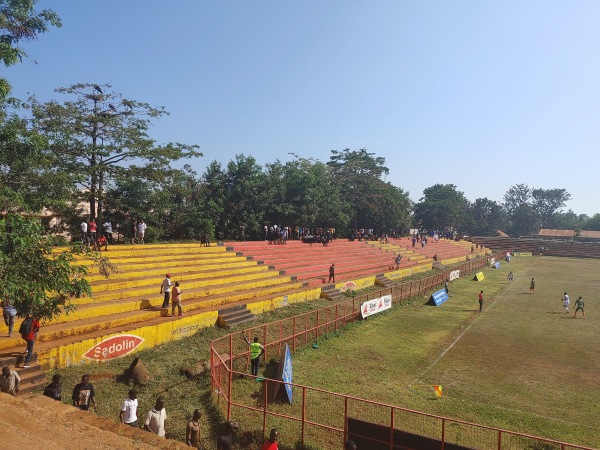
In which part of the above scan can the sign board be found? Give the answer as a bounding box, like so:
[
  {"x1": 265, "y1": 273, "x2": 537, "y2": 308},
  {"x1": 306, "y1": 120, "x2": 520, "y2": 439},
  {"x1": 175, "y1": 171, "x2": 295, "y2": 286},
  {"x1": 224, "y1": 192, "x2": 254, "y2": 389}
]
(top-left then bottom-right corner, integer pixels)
[
  {"x1": 474, "y1": 271, "x2": 484, "y2": 281},
  {"x1": 449, "y1": 270, "x2": 460, "y2": 281},
  {"x1": 428, "y1": 289, "x2": 449, "y2": 306},
  {"x1": 269, "y1": 343, "x2": 293, "y2": 404},
  {"x1": 493, "y1": 262, "x2": 500, "y2": 269},
  {"x1": 282, "y1": 343, "x2": 293, "y2": 404},
  {"x1": 519, "y1": 252, "x2": 532, "y2": 256},
  {"x1": 342, "y1": 281, "x2": 356, "y2": 292},
  {"x1": 84, "y1": 334, "x2": 144, "y2": 361},
  {"x1": 361, "y1": 295, "x2": 392, "y2": 319}
]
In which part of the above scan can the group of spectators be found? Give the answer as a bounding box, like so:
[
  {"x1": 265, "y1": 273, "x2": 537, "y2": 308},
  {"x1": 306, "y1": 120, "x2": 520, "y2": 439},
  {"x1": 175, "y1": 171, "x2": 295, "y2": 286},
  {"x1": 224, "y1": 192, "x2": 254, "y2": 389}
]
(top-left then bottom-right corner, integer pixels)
[
  {"x1": 80, "y1": 217, "x2": 118, "y2": 250},
  {"x1": 263, "y1": 225, "x2": 337, "y2": 245}
]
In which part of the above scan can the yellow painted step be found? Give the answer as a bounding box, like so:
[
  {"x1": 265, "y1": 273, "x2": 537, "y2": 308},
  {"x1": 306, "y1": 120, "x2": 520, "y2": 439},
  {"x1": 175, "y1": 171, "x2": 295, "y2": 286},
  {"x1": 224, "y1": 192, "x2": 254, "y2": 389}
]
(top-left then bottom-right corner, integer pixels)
[
  {"x1": 0, "y1": 281, "x2": 305, "y2": 350},
  {"x1": 73, "y1": 273, "x2": 296, "y2": 304},
  {"x1": 84, "y1": 259, "x2": 260, "y2": 282},
  {"x1": 89, "y1": 265, "x2": 272, "y2": 292}
]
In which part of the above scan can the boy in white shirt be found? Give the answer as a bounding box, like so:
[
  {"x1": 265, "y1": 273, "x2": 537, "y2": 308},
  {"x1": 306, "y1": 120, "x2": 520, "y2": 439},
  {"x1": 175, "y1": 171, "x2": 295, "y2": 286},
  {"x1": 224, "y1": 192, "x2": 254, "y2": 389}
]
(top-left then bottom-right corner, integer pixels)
[{"x1": 120, "y1": 389, "x2": 139, "y2": 427}]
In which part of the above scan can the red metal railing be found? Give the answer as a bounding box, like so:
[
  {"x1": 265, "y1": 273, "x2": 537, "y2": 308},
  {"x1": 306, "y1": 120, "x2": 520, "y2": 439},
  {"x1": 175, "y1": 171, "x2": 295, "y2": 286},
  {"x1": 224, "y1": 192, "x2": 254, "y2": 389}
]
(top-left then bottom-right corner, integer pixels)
[{"x1": 210, "y1": 251, "x2": 595, "y2": 450}]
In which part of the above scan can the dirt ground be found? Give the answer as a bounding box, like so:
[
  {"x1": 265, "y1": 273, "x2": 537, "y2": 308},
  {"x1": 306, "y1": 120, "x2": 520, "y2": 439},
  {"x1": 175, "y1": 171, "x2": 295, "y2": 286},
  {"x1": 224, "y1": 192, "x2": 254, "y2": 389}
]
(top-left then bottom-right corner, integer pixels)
[{"x1": 0, "y1": 392, "x2": 188, "y2": 449}]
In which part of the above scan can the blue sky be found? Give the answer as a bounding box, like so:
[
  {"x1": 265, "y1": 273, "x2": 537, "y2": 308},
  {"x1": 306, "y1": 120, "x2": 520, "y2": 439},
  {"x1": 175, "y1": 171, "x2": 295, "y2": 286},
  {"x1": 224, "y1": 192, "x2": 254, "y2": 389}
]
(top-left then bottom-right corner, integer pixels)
[{"x1": 7, "y1": 1, "x2": 600, "y2": 215}]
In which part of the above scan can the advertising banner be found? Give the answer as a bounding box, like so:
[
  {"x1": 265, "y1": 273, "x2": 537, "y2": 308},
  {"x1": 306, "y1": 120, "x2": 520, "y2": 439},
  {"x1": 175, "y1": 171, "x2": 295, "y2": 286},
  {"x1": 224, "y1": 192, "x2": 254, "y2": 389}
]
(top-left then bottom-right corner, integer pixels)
[
  {"x1": 429, "y1": 289, "x2": 449, "y2": 306},
  {"x1": 361, "y1": 295, "x2": 392, "y2": 319},
  {"x1": 449, "y1": 270, "x2": 460, "y2": 281},
  {"x1": 474, "y1": 271, "x2": 485, "y2": 281}
]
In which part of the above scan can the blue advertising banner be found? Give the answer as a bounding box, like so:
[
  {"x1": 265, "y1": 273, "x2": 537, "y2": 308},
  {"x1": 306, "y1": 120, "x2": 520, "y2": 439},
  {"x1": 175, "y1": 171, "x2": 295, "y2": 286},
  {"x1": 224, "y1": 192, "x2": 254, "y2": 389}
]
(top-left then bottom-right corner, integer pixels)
[
  {"x1": 493, "y1": 262, "x2": 500, "y2": 269},
  {"x1": 429, "y1": 289, "x2": 449, "y2": 306},
  {"x1": 282, "y1": 343, "x2": 293, "y2": 404}
]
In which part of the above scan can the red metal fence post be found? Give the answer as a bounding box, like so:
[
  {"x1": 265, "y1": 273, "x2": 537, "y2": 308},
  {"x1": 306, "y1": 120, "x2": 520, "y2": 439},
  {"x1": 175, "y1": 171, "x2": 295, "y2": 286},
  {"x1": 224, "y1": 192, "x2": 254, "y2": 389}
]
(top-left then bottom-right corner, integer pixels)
[
  {"x1": 292, "y1": 316, "x2": 296, "y2": 353},
  {"x1": 441, "y1": 418, "x2": 445, "y2": 450},
  {"x1": 344, "y1": 396, "x2": 348, "y2": 444},
  {"x1": 228, "y1": 333, "x2": 233, "y2": 420},
  {"x1": 301, "y1": 386, "x2": 307, "y2": 444},
  {"x1": 390, "y1": 407, "x2": 395, "y2": 450},
  {"x1": 263, "y1": 379, "x2": 268, "y2": 437}
]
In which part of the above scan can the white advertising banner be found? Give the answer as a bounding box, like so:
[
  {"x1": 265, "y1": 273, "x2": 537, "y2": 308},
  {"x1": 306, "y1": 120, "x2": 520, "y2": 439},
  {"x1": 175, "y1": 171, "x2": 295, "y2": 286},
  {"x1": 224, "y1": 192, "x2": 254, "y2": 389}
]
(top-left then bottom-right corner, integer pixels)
[
  {"x1": 449, "y1": 270, "x2": 460, "y2": 281},
  {"x1": 361, "y1": 295, "x2": 392, "y2": 319}
]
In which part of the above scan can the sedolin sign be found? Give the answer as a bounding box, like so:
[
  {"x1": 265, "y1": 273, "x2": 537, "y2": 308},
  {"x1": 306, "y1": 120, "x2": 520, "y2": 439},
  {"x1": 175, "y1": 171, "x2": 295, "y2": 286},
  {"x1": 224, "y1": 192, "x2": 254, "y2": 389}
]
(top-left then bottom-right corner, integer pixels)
[{"x1": 84, "y1": 334, "x2": 145, "y2": 361}]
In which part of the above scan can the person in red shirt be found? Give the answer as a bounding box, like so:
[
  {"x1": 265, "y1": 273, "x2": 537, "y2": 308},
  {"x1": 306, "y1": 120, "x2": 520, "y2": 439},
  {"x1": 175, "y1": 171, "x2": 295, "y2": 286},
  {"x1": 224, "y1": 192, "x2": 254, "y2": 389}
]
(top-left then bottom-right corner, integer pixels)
[
  {"x1": 88, "y1": 218, "x2": 97, "y2": 242},
  {"x1": 260, "y1": 428, "x2": 278, "y2": 450},
  {"x1": 478, "y1": 290, "x2": 485, "y2": 312},
  {"x1": 21, "y1": 314, "x2": 40, "y2": 368}
]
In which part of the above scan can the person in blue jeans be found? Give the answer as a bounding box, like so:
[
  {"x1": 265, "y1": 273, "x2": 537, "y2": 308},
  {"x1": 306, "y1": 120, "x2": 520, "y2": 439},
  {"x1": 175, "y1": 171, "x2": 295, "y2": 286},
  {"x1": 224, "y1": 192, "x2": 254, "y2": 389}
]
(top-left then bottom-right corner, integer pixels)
[{"x1": 21, "y1": 314, "x2": 40, "y2": 368}]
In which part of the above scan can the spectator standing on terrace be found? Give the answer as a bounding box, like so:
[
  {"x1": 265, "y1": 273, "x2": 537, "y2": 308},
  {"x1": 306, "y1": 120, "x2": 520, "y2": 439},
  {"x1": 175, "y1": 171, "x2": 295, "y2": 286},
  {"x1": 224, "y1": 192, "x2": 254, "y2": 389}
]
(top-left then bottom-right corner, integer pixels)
[
  {"x1": 186, "y1": 409, "x2": 203, "y2": 449},
  {"x1": 530, "y1": 278, "x2": 535, "y2": 294},
  {"x1": 161, "y1": 274, "x2": 172, "y2": 309},
  {"x1": 395, "y1": 255, "x2": 402, "y2": 270},
  {"x1": 88, "y1": 218, "x2": 97, "y2": 243},
  {"x1": 72, "y1": 374, "x2": 97, "y2": 411},
  {"x1": 562, "y1": 292, "x2": 570, "y2": 314},
  {"x1": 243, "y1": 334, "x2": 264, "y2": 376},
  {"x1": 21, "y1": 313, "x2": 40, "y2": 368},
  {"x1": 0, "y1": 366, "x2": 20, "y2": 396},
  {"x1": 171, "y1": 281, "x2": 183, "y2": 317},
  {"x1": 137, "y1": 220, "x2": 147, "y2": 244},
  {"x1": 120, "y1": 389, "x2": 139, "y2": 427},
  {"x1": 80, "y1": 219, "x2": 88, "y2": 243},
  {"x1": 217, "y1": 421, "x2": 238, "y2": 450},
  {"x1": 131, "y1": 218, "x2": 138, "y2": 244},
  {"x1": 103, "y1": 220, "x2": 113, "y2": 244},
  {"x1": 144, "y1": 396, "x2": 167, "y2": 437},
  {"x1": 43, "y1": 374, "x2": 62, "y2": 401},
  {"x1": 328, "y1": 263, "x2": 336, "y2": 283},
  {"x1": 2, "y1": 299, "x2": 16, "y2": 337},
  {"x1": 478, "y1": 290, "x2": 485, "y2": 312},
  {"x1": 239, "y1": 223, "x2": 246, "y2": 241},
  {"x1": 261, "y1": 428, "x2": 279, "y2": 450},
  {"x1": 573, "y1": 296, "x2": 586, "y2": 318}
]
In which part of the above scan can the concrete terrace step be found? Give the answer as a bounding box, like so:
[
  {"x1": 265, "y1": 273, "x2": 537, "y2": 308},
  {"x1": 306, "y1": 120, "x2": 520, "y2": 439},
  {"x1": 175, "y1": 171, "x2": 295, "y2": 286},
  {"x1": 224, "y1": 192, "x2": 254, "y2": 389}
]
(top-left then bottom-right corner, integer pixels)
[
  {"x1": 79, "y1": 270, "x2": 291, "y2": 303},
  {"x1": 0, "y1": 280, "x2": 306, "y2": 352},
  {"x1": 88, "y1": 264, "x2": 272, "y2": 292},
  {"x1": 7, "y1": 276, "x2": 300, "y2": 331},
  {"x1": 84, "y1": 258, "x2": 261, "y2": 282}
]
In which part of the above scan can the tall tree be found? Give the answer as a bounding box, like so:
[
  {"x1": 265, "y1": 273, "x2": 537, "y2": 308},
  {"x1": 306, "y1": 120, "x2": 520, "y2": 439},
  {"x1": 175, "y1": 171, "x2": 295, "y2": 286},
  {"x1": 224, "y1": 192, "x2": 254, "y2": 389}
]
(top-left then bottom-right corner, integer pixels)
[
  {"x1": 466, "y1": 198, "x2": 505, "y2": 236},
  {"x1": 503, "y1": 184, "x2": 538, "y2": 237},
  {"x1": 326, "y1": 148, "x2": 401, "y2": 229},
  {"x1": 531, "y1": 188, "x2": 571, "y2": 228},
  {"x1": 264, "y1": 157, "x2": 351, "y2": 233},
  {"x1": 29, "y1": 83, "x2": 201, "y2": 229},
  {"x1": 0, "y1": 110, "x2": 74, "y2": 213},
  {"x1": 583, "y1": 214, "x2": 600, "y2": 231},
  {"x1": 414, "y1": 184, "x2": 470, "y2": 231}
]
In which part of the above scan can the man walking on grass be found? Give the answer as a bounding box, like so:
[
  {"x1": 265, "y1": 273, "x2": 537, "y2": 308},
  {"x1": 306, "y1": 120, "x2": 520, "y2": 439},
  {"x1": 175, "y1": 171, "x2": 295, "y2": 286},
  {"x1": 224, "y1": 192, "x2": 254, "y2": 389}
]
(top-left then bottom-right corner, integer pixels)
[
  {"x1": 144, "y1": 397, "x2": 167, "y2": 437},
  {"x1": 573, "y1": 296, "x2": 586, "y2": 318},
  {"x1": 478, "y1": 290, "x2": 485, "y2": 312},
  {"x1": 562, "y1": 292, "x2": 570, "y2": 314},
  {"x1": 243, "y1": 334, "x2": 264, "y2": 376}
]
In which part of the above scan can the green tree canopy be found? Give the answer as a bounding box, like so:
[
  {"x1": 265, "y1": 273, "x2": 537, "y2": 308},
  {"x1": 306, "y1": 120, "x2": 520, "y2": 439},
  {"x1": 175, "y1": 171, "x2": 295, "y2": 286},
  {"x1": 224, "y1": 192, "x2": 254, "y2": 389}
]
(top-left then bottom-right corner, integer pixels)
[
  {"x1": 0, "y1": 0, "x2": 61, "y2": 99},
  {"x1": 414, "y1": 184, "x2": 469, "y2": 231},
  {"x1": 29, "y1": 83, "x2": 202, "y2": 228},
  {"x1": 0, "y1": 215, "x2": 91, "y2": 320}
]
